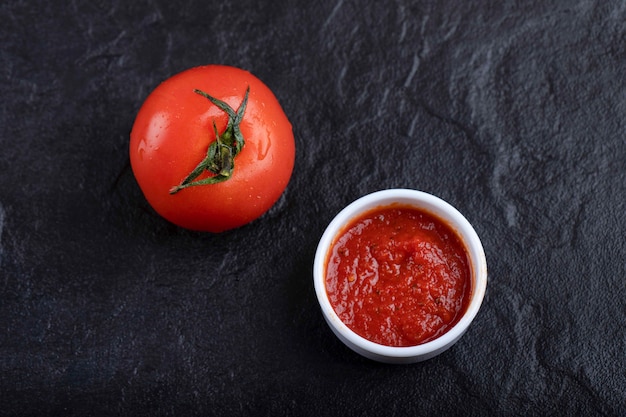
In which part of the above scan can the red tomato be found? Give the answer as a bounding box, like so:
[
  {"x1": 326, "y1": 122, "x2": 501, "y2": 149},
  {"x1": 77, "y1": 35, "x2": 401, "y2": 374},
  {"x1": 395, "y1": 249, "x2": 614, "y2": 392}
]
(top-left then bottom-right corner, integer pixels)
[{"x1": 129, "y1": 65, "x2": 295, "y2": 232}]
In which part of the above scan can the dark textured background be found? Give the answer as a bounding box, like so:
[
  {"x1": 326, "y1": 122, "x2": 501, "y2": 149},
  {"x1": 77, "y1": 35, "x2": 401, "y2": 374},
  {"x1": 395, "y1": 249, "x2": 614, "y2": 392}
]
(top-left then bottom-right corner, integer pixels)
[{"x1": 1, "y1": 1, "x2": 625, "y2": 415}]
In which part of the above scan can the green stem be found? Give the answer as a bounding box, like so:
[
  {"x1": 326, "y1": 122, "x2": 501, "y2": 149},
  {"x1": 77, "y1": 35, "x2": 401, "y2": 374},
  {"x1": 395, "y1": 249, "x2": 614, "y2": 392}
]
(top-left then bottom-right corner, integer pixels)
[{"x1": 169, "y1": 86, "x2": 250, "y2": 195}]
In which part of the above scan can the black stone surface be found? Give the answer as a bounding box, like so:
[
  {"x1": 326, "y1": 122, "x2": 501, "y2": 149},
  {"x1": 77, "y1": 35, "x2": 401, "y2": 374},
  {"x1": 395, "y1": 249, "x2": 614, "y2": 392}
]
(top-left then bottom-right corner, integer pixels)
[{"x1": 1, "y1": 1, "x2": 625, "y2": 415}]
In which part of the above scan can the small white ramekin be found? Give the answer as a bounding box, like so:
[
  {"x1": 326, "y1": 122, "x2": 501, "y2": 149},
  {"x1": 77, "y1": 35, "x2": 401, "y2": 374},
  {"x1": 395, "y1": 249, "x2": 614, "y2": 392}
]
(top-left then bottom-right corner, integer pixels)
[{"x1": 313, "y1": 189, "x2": 487, "y2": 363}]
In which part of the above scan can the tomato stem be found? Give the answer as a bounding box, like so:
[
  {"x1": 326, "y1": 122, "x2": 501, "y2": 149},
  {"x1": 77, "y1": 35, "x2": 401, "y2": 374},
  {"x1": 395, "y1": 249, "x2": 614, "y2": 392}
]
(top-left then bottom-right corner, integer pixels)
[{"x1": 169, "y1": 87, "x2": 249, "y2": 194}]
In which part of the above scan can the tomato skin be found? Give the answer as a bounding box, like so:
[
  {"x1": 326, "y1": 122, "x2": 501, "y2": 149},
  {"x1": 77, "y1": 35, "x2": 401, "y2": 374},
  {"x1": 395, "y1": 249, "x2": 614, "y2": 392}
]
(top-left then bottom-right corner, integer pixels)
[{"x1": 130, "y1": 65, "x2": 295, "y2": 232}]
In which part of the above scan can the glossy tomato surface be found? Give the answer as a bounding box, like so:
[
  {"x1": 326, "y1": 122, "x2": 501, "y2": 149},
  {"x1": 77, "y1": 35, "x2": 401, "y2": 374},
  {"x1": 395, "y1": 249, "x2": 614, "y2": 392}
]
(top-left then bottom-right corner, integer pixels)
[{"x1": 130, "y1": 65, "x2": 295, "y2": 232}]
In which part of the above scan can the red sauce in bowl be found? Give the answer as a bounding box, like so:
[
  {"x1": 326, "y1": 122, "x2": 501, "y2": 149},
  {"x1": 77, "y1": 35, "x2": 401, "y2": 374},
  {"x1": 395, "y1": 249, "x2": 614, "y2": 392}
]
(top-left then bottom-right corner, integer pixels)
[{"x1": 325, "y1": 204, "x2": 472, "y2": 347}]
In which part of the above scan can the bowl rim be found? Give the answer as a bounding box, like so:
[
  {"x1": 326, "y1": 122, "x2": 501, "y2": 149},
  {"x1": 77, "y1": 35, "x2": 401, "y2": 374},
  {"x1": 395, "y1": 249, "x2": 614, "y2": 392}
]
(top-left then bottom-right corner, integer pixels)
[{"x1": 313, "y1": 188, "x2": 488, "y2": 360}]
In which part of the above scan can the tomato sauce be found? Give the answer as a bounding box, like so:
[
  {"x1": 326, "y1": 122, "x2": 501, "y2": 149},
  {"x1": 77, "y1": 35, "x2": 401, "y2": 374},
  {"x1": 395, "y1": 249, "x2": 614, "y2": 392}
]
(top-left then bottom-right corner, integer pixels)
[{"x1": 325, "y1": 204, "x2": 472, "y2": 347}]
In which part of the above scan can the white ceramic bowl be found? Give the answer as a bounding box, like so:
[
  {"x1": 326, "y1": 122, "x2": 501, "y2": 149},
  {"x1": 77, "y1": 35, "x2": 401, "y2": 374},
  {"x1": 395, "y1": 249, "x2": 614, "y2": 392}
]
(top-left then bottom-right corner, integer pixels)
[{"x1": 313, "y1": 189, "x2": 487, "y2": 363}]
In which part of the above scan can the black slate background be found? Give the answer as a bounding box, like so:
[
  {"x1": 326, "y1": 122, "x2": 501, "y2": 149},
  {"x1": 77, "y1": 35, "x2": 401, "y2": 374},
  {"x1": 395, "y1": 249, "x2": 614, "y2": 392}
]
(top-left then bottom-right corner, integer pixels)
[{"x1": 1, "y1": 1, "x2": 625, "y2": 416}]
